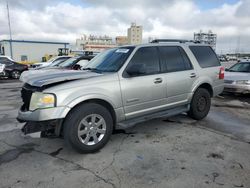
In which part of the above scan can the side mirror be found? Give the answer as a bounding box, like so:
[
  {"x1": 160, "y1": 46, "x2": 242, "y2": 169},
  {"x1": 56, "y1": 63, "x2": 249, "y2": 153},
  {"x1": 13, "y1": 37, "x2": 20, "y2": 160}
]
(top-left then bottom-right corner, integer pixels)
[
  {"x1": 225, "y1": 68, "x2": 229, "y2": 71},
  {"x1": 126, "y1": 64, "x2": 145, "y2": 76}
]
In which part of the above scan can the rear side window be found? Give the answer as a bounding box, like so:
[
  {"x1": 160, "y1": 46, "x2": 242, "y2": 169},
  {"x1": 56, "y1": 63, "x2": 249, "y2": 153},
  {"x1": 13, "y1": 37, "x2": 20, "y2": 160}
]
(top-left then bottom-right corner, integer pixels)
[
  {"x1": 159, "y1": 46, "x2": 193, "y2": 72},
  {"x1": 189, "y1": 46, "x2": 220, "y2": 68}
]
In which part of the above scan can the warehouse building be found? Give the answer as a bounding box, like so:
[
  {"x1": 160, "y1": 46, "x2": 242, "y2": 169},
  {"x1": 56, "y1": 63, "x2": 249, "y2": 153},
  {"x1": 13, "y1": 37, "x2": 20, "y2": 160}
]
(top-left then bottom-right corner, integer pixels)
[{"x1": 0, "y1": 40, "x2": 69, "y2": 62}]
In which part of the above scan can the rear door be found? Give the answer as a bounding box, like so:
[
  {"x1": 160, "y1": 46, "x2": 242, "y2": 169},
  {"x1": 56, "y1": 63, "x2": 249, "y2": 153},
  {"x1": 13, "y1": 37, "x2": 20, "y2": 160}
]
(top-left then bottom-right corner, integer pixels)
[
  {"x1": 159, "y1": 46, "x2": 197, "y2": 106},
  {"x1": 189, "y1": 46, "x2": 223, "y2": 95}
]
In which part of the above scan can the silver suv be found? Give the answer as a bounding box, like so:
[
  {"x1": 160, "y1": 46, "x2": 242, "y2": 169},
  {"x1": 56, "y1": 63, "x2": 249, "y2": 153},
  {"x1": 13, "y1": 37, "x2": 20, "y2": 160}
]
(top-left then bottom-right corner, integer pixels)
[{"x1": 17, "y1": 40, "x2": 224, "y2": 153}]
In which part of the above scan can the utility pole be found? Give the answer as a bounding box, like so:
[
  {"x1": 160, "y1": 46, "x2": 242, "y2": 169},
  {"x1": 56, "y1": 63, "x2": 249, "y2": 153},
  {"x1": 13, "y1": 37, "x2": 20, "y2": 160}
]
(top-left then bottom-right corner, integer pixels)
[{"x1": 6, "y1": 1, "x2": 13, "y2": 59}]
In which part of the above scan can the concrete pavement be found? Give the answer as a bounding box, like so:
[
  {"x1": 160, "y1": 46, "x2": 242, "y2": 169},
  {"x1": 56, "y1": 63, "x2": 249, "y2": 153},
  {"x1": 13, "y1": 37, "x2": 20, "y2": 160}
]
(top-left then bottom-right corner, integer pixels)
[{"x1": 0, "y1": 80, "x2": 249, "y2": 188}]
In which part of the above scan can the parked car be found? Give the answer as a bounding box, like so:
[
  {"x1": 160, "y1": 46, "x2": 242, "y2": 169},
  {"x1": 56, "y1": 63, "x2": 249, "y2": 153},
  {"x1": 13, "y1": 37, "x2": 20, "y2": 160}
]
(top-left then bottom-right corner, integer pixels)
[
  {"x1": 57, "y1": 55, "x2": 94, "y2": 69},
  {"x1": 218, "y1": 55, "x2": 228, "y2": 62},
  {"x1": 224, "y1": 61, "x2": 250, "y2": 94},
  {"x1": 20, "y1": 55, "x2": 94, "y2": 78},
  {"x1": 238, "y1": 57, "x2": 250, "y2": 63},
  {"x1": 34, "y1": 55, "x2": 93, "y2": 70},
  {"x1": 30, "y1": 56, "x2": 71, "y2": 69},
  {"x1": 17, "y1": 39, "x2": 224, "y2": 153},
  {"x1": 0, "y1": 56, "x2": 28, "y2": 79}
]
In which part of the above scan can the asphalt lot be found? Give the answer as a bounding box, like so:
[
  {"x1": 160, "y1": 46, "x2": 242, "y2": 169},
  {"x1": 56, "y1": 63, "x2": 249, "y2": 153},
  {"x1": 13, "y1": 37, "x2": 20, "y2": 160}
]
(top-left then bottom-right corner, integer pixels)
[{"x1": 0, "y1": 78, "x2": 250, "y2": 188}]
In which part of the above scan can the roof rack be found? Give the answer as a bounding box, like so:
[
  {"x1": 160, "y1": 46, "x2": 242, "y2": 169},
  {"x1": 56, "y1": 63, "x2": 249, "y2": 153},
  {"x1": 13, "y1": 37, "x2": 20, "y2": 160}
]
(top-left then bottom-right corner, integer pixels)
[{"x1": 150, "y1": 39, "x2": 200, "y2": 44}]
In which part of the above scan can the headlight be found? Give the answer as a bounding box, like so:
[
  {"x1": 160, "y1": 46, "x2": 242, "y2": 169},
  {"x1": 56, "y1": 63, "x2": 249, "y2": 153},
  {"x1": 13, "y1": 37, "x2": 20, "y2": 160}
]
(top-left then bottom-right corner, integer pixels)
[
  {"x1": 235, "y1": 80, "x2": 250, "y2": 85},
  {"x1": 29, "y1": 92, "x2": 56, "y2": 111}
]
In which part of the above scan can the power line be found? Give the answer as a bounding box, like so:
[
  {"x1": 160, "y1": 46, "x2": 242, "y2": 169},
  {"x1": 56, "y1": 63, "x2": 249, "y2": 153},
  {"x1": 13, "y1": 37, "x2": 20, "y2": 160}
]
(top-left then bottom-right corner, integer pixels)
[{"x1": 6, "y1": 1, "x2": 13, "y2": 59}]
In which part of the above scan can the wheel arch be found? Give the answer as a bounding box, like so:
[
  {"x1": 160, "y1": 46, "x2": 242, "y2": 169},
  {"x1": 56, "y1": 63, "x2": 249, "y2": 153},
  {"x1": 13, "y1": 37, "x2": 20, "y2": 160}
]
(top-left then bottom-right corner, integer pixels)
[
  {"x1": 192, "y1": 82, "x2": 213, "y2": 97},
  {"x1": 197, "y1": 83, "x2": 213, "y2": 97},
  {"x1": 59, "y1": 98, "x2": 117, "y2": 136}
]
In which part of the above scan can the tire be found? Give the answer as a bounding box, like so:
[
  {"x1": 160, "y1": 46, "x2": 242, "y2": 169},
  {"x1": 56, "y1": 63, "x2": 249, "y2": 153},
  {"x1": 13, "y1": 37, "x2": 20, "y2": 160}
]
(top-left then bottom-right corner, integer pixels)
[
  {"x1": 188, "y1": 88, "x2": 211, "y2": 120},
  {"x1": 11, "y1": 70, "x2": 21, "y2": 79},
  {"x1": 63, "y1": 103, "x2": 113, "y2": 153}
]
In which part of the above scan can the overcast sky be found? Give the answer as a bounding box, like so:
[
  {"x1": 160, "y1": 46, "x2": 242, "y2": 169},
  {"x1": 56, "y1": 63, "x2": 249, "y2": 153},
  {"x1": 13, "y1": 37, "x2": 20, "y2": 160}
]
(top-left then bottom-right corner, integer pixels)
[{"x1": 0, "y1": 0, "x2": 250, "y2": 53}]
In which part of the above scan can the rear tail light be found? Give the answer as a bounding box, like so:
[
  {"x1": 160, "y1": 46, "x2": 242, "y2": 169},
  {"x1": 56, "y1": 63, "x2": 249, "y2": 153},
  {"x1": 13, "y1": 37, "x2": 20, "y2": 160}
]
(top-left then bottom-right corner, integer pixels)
[{"x1": 219, "y1": 67, "x2": 224, "y2": 79}]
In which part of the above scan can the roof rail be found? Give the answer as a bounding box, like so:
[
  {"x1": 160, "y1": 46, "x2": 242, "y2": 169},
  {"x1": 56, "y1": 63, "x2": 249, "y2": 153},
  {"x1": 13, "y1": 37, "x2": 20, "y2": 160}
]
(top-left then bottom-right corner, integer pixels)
[{"x1": 150, "y1": 39, "x2": 200, "y2": 44}]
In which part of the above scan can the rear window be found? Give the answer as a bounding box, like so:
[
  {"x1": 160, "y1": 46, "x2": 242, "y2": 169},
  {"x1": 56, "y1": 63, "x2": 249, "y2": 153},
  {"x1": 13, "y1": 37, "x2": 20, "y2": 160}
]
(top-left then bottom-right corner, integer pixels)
[{"x1": 189, "y1": 46, "x2": 220, "y2": 68}]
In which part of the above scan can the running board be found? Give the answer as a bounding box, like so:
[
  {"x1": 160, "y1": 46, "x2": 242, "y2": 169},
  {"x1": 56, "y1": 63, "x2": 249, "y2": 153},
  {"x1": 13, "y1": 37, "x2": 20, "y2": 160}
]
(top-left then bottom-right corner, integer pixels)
[{"x1": 117, "y1": 105, "x2": 189, "y2": 129}]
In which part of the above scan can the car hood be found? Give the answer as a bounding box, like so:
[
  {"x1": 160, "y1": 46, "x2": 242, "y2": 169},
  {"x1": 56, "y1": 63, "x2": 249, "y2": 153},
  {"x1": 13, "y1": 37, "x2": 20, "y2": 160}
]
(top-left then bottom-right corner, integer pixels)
[
  {"x1": 20, "y1": 69, "x2": 102, "y2": 87},
  {"x1": 225, "y1": 71, "x2": 250, "y2": 81}
]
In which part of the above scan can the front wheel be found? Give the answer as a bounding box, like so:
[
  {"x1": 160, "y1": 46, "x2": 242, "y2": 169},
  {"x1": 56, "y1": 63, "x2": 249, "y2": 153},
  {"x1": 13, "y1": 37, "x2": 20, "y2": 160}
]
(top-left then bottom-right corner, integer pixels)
[
  {"x1": 188, "y1": 88, "x2": 211, "y2": 120},
  {"x1": 11, "y1": 70, "x2": 21, "y2": 79},
  {"x1": 63, "y1": 103, "x2": 113, "y2": 153}
]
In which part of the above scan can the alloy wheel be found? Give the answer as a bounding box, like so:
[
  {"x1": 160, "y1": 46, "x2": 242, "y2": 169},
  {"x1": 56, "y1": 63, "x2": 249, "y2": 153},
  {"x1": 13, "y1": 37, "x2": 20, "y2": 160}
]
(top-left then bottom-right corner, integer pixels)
[{"x1": 77, "y1": 114, "x2": 106, "y2": 145}]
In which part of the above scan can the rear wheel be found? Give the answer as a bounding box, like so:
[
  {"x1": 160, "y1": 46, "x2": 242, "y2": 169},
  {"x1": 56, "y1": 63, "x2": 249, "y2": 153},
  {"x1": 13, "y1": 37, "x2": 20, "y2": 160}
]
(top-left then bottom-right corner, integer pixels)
[
  {"x1": 11, "y1": 70, "x2": 21, "y2": 79},
  {"x1": 63, "y1": 103, "x2": 113, "y2": 153},
  {"x1": 188, "y1": 88, "x2": 211, "y2": 120}
]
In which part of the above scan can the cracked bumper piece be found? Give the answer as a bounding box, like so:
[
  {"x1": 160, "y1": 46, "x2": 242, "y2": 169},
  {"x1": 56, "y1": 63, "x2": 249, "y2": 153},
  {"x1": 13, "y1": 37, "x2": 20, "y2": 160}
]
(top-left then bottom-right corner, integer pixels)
[
  {"x1": 17, "y1": 106, "x2": 71, "y2": 122},
  {"x1": 21, "y1": 119, "x2": 63, "y2": 135}
]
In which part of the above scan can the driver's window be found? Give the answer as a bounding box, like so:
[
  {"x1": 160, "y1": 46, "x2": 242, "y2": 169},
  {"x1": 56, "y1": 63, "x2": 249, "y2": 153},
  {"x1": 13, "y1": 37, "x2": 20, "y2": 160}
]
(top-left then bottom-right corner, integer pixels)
[{"x1": 127, "y1": 47, "x2": 160, "y2": 76}]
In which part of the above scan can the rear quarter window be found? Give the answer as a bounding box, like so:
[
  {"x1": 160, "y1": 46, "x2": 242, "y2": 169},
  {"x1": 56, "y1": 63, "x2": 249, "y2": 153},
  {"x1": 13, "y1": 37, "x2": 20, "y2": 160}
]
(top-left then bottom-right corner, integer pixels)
[{"x1": 189, "y1": 46, "x2": 220, "y2": 68}]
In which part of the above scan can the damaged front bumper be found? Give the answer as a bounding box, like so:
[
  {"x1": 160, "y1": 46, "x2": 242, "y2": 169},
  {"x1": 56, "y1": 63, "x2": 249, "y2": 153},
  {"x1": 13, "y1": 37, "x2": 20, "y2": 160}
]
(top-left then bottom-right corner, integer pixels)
[
  {"x1": 17, "y1": 106, "x2": 70, "y2": 122},
  {"x1": 21, "y1": 119, "x2": 63, "y2": 136},
  {"x1": 17, "y1": 106, "x2": 71, "y2": 135}
]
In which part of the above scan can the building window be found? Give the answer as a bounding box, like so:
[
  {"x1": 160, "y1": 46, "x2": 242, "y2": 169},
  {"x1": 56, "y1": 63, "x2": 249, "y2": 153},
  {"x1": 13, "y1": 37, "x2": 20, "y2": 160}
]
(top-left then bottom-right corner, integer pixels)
[
  {"x1": 1, "y1": 47, "x2": 4, "y2": 55},
  {"x1": 21, "y1": 55, "x2": 28, "y2": 61}
]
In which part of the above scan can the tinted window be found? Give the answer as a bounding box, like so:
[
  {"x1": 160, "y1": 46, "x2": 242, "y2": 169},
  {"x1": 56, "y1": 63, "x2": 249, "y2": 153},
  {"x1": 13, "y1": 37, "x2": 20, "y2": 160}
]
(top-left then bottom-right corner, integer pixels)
[
  {"x1": 159, "y1": 46, "x2": 192, "y2": 72},
  {"x1": 127, "y1": 47, "x2": 160, "y2": 75},
  {"x1": 189, "y1": 46, "x2": 220, "y2": 68}
]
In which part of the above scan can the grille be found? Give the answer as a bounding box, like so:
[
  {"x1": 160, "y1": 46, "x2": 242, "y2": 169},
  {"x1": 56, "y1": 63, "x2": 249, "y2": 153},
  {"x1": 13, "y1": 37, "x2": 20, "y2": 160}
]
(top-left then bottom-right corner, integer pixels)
[
  {"x1": 224, "y1": 80, "x2": 234, "y2": 84},
  {"x1": 21, "y1": 84, "x2": 40, "y2": 111}
]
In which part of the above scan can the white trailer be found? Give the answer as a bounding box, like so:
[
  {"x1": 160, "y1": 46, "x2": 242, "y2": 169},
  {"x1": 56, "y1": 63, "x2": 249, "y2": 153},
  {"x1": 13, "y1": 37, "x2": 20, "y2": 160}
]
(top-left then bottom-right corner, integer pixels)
[{"x1": 0, "y1": 40, "x2": 69, "y2": 62}]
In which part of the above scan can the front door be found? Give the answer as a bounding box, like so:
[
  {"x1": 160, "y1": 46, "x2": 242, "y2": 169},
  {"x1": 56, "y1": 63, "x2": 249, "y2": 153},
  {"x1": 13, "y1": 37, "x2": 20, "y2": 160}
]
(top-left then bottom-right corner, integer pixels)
[{"x1": 119, "y1": 47, "x2": 166, "y2": 119}]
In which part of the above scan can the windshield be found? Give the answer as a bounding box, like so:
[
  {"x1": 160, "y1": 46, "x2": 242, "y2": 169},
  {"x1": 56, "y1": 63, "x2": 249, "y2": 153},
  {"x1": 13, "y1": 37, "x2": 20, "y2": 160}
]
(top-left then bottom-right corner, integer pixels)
[
  {"x1": 49, "y1": 58, "x2": 68, "y2": 67},
  {"x1": 47, "y1": 57, "x2": 58, "y2": 63},
  {"x1": 228, "y1": 63, "x2": 250, "y2": 73},
  {"x1": 59, "y1": 57, "x2": 78, "y2": 67},
  {"x1": 84, "y1": 47, "x2": 135, "y2": 72}
]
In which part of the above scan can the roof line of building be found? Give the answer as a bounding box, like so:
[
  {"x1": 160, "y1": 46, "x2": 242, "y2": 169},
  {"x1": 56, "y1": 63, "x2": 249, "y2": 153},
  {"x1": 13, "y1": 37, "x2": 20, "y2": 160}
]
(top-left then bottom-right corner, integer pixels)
[{"x1": 0, "y1": 39, "x2": 70, "y2": 45}]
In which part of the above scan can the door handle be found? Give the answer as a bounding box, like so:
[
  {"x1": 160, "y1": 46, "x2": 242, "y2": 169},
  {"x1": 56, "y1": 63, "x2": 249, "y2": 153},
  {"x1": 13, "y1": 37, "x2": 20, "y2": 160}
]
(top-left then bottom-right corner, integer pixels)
[
  {"x1": 154, "y1": 78, "x2": 162, "y2": 84},
  {"x1": 190, "y1": 73, "x2": 196, "y2": 78}
]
